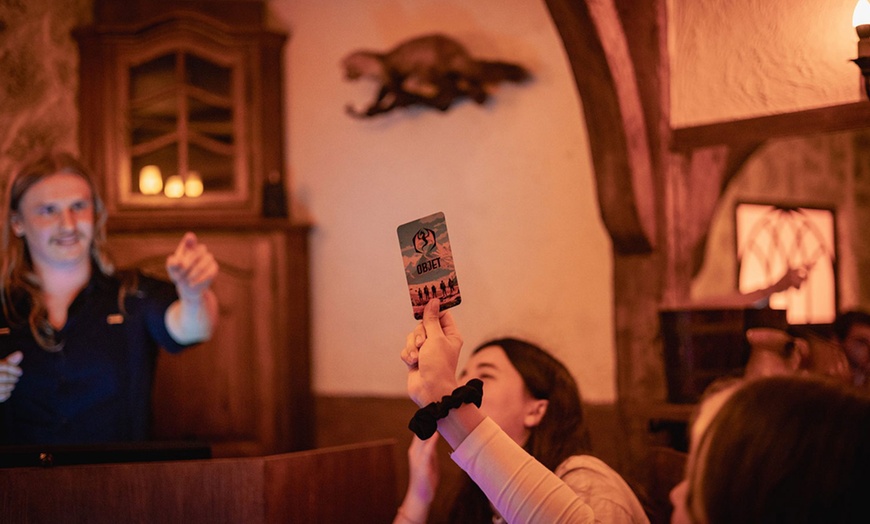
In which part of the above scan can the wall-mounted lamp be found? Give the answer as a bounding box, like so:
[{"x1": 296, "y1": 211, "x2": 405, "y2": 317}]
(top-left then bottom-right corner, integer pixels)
[{"x1": 854, "y1": 0, "x2": 870, "y2": 99}]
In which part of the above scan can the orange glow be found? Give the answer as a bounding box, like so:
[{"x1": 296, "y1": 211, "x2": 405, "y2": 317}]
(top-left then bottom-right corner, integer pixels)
[
  {"x1": 138, "y1": 165, "x2": 163, "y2": 195},
  {"x1": 736, "y1": 204, "x2": 836, "y2": 325},
  {"x1": 164, "y1": 175, "x2": 184, "y2": 198},
  {"x1": 185, "y1": 171, "x2": 204, "y2": 198}
]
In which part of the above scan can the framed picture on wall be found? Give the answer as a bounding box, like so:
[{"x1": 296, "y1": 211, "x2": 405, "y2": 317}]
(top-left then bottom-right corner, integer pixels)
[{"x1": 735, "y1": 202, "x2": 837, "y2": 325}]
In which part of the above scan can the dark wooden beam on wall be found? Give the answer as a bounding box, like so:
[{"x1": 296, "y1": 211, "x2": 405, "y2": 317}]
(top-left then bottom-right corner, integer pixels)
[
  {"x1": 545, "y1": 0, "x2": 657, "y2": 254},
  {"x1": 671, "y1": 101, "x2": 870, "y2": 151},
  {"x1": 544, "y1": 0, "x2": 672, "y2": 484}
]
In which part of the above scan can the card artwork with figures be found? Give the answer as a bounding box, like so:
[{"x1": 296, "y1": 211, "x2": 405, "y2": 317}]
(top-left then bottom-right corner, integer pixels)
[{"x1": 397, "y1": 211, "x2": 461, "y2": 320}]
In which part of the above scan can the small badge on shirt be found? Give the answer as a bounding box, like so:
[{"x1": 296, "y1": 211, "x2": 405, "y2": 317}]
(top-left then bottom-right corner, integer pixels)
[{"x1": 106, "y1": 314, "x2": 124, "y2": 325}]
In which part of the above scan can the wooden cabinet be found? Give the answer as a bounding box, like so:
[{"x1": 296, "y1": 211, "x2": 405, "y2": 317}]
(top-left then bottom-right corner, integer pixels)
[
  {"x1": 107, "y1": 221, "x2": 312, "y2": 456},
  {"x1": 660, "y1": 306, "x2": 787, "y2": 403},
  {"x1": 75, "y1": 0, "x2": 288, "y2": 221}
]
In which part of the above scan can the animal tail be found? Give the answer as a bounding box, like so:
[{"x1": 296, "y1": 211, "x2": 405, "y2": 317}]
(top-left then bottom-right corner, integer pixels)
[{"x1": 478, "y1": 61, "x2": 531, "y2": 83}]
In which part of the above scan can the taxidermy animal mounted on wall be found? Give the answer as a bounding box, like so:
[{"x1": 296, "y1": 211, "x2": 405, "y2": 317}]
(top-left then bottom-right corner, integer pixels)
[{"x1": 342, "y1": 33, "x2": 531, "y2": 118}]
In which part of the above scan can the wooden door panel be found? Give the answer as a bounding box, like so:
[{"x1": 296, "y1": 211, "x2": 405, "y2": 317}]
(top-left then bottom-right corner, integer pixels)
[{"x1": 107, "y1": 231, "x2": 282, "y2": 456}]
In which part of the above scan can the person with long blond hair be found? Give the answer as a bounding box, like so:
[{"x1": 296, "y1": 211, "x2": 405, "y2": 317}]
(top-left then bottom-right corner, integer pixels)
[{"x1": 0, "y1": 150, "x2": 219, "y2": 444}]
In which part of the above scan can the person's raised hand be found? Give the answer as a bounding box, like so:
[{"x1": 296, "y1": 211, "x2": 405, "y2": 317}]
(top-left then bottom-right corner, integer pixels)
[
  {"x1": 0, "y1": 351, "x2": 23, "y2": 403},
  {"x1": 166, "y1": 232, "x2": 219, "y2": 302},
  {"x1": 772, "y1": 263, "x2": 814, "y2": 294},
  {"x1": 401, "y1": 298, "x2": 463, "y2": 407}
]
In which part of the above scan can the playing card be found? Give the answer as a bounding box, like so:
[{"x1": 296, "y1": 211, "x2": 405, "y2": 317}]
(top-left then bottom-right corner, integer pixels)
[{"x1": 397, "y1": 211, "x2": 461, "y2": 320}]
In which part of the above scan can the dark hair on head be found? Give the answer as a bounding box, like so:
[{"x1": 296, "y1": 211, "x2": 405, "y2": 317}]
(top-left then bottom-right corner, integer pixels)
[
  {"x1": 447, "y1": 337, "x2": 591, "y2": 522},
  {"x1": 1, "y1": 149, "x2": 113, "y2": 350},
  {"x1": 833, "y1": 310, "x2": 870, "y2": 341},
  {"x1": 690, "y1": 375, "x2": 870, "y2": 524},
  {"x1": 476, "y1": 337, "x2": 592, "y2": 468}
]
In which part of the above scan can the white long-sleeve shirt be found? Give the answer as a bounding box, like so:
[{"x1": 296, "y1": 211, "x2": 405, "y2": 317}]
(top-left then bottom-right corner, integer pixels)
[{"x1": 450, "y1": 417, "x2": 649, "y2": 524}]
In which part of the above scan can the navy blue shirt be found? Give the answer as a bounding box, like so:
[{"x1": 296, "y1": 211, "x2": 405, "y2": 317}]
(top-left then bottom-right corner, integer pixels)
[{"x1": 0, "y1": 270, "x2": 190, "y2": 445}]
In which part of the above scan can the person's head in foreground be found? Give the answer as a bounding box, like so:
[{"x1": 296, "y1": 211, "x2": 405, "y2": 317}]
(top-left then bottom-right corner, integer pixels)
[{"x1": 671, "y1": 374, "x2": 870, "y2": 524}]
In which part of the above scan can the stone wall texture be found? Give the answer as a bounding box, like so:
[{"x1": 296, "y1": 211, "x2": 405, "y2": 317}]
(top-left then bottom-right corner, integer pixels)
[{"x1": 0, "y1": 0, "x2": 92, "y2": 181}]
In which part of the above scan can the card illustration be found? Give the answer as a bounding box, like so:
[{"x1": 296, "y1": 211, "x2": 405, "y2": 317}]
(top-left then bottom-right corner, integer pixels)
[{"x1": 397, "y1": 211, "x2": 461, "y2": 320}]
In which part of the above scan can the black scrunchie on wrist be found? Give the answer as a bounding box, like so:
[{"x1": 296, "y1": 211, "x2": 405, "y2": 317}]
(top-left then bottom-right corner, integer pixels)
[{"x1": 408, "y1": 378, "x2": 484, "y2": 440}]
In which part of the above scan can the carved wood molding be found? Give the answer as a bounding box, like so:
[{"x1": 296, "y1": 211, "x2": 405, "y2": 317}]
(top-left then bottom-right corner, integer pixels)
[{"x1": 668, "y1": 102, "x2": 870, "y2": 287}]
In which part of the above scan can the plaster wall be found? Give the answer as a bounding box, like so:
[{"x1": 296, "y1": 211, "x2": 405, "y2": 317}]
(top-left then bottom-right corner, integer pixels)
[
  {"x1": 675, "y1": 0, "x2": 870, "y2": 313},
  {"x1": 267, "y1": 0, "x2": 616, "y2": 401},
  {"x1": 0, "y1": 0, "x2": 90, "y2": 175},
  {"x1": 671, "y1": 0, "x2": 864, "y2": 126}
]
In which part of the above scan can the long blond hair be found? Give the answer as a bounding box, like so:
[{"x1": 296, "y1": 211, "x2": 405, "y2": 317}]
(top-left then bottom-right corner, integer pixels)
[{"x1": 1, "y1": 150, "x2": 114, "y2": 350}]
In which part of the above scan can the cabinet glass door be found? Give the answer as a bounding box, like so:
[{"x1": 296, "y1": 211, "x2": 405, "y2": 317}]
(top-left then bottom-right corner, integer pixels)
[{"x1": 119, "y1": 37, "x2": 250, "y2": 210}]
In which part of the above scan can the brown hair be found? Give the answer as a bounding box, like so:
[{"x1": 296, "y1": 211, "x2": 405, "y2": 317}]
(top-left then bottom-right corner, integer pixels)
[
  {"x1": 447, "y1": 337, "x2": 592, "y2": 522},
  {"x1": 1, "y1": 150, "x2": 113, "y2": 350},
  {"x1": 688, "y1": 375, "x2": 870, "y2": 523}
]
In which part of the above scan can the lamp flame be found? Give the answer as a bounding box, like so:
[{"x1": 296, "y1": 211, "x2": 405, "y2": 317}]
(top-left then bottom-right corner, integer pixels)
[{"x1": 855, "y1": 0, "x2": 870, "y2": 27}]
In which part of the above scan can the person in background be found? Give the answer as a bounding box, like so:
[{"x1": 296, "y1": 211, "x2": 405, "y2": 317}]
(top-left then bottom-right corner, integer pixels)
[
  {"x1": 833, "y1": 309, "x2": 870, "y2": 388},
  {"x1": 0, "y1": 150, "x2": 219, "y2": 444},
  {"x1": 670, "y1": 374, "x2": 870, "y2": 524},
  {"x1": 688, "y1": 266, "x2": 809, "y2": 310},
  {"x1": 396, "y1": 298, "x2": 649, "y2": 523},
  {"x1": 743, "y1": 326, "x2": 851, "y2": 384}
]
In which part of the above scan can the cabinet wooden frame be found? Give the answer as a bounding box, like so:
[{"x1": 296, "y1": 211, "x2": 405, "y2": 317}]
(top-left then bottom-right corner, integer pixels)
[
  {"x1": 106, "y1": 222, "x2": 313, "y2": 456},
  {"x1": 75, "y1": 9, "x2": 288, "y2": 220}
]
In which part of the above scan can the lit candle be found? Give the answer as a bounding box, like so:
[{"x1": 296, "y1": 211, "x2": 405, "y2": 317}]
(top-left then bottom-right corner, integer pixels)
[
  {"x1": 138, "y1": 165, "x2": 163, "y2": 195},
  {"x1": 164, "y1": 175, "x2": 185, "y2": 198},
  {"x1": 185, "y1": 171, "x2": 204, "y2": 198}
]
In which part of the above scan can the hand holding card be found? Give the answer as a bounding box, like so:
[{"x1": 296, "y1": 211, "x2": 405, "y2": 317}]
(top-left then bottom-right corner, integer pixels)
[{"x1": 397, "y1": 212, "x2": 462, "y2": 319}]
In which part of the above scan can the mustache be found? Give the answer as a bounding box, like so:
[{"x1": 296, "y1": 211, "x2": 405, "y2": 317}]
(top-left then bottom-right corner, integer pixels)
[{"x1": 50, "y1": 230, "x2": 88, "y2": 242}]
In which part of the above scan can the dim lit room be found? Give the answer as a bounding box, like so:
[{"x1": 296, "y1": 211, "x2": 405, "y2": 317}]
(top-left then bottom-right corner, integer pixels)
[{"x1": 1, "y1": 0, "x2": 869, "y2": 522}]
